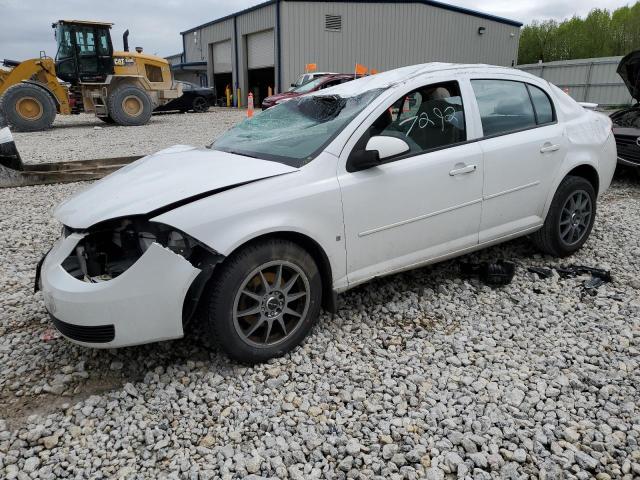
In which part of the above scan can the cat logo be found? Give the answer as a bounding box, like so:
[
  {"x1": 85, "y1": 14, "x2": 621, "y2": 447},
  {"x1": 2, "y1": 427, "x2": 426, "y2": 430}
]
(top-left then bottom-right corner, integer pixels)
[{"x1": 113, "y1": 57, "x2": 135, "y2": 66}]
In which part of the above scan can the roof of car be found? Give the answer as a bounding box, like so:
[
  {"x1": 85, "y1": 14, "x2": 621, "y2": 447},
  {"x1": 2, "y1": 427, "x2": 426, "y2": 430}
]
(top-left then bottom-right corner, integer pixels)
[{"x1": 312, "y1": 63, "x2": 534, "y2": 97}]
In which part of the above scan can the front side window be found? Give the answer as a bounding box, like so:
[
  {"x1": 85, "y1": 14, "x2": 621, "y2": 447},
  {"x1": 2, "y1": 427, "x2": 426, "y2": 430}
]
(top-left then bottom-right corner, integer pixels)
[
  {"x1": 353, "y1": 81, "x2": 467, "y2": 160},
  {"x1": 472, "y1": 80, "x2": 537, "y2": 137},
  {"x1": 213, "y1": 89, "x2": 384, "y2": 167}
]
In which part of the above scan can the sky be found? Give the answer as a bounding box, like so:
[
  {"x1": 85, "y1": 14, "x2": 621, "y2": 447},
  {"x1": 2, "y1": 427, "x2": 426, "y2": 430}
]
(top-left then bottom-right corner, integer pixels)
[{"x1": 0, "y1": 0, "x2": 635, "y2": 60}]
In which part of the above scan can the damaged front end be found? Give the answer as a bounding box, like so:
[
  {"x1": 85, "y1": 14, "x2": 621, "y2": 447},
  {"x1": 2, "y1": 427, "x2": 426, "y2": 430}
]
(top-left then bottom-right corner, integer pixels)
[
  {"x1": 37, "y1": 217, "x2": 223, "y2": 346},
  {"x1": 611, "y1": 51, "x2": 640, "y2": 167}
]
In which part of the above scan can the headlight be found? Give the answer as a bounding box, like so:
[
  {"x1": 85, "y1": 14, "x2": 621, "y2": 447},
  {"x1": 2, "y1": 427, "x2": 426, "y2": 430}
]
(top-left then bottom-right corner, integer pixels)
[{"x1": 60, "y1": 217, "x2": 202, "y2": 282}]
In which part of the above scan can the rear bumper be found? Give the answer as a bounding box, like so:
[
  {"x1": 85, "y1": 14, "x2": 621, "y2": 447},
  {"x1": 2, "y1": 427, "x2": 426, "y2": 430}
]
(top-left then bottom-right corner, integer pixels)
[{"x1": 39, "y1": 233, "x2": 200, "y2": 348}]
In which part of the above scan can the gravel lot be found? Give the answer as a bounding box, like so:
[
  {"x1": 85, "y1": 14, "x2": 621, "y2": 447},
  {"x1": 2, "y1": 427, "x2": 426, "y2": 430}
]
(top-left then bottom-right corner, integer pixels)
[
  {"x1": 0, "y1": 172, "x2": 638, "y2": 479},
  {"x1": 11, "y1": 108, "x2": 246, "y2": 164}
]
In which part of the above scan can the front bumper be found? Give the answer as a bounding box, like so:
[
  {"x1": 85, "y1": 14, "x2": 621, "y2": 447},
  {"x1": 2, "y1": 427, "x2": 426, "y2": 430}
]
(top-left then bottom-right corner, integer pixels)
[{"x1": 39, "y1": 233, "x2": 200, "y2": 348}]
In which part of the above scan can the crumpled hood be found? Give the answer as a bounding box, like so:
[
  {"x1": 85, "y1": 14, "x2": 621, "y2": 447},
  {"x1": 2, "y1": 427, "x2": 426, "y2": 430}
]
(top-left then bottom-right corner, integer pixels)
[
  {"x1": 55, "y1": 145, "x2": 297, "y2": 229},
  {"x1": 618, "y1": 51, "x2": 640, "y2": 101}
]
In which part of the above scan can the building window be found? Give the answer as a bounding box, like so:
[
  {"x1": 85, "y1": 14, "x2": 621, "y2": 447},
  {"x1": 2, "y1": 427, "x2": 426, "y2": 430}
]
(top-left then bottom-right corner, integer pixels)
[{"x1": 325, "y1": 14, "x2": 342, "y2": 32}]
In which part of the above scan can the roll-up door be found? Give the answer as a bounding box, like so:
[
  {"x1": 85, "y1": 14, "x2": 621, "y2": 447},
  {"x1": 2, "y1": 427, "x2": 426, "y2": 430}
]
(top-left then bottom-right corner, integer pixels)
[
  {"x1": 247, "y1": 29, "x2": 274, "y2": 69},
  {"x1": 212, "y1": 40, "x2": 232, "y2": 73}
]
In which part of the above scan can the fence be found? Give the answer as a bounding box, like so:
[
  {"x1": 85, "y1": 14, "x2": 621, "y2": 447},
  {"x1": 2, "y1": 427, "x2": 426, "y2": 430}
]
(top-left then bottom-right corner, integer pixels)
[{"x1": 517, "y1": 57, "x2": 632, "y2": 106}]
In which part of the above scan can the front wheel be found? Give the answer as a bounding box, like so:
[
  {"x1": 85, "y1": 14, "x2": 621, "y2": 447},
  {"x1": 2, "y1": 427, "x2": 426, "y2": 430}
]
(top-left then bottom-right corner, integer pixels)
[
  {"x1": 0, "y1": 83, "x2": 56, "y2": 132},
  {"x1": 531, "y1": 176, "x2": 596, "y2": 257},
  {"x1": 205, "y1": 239, "x2": 322, "y2": 363}
]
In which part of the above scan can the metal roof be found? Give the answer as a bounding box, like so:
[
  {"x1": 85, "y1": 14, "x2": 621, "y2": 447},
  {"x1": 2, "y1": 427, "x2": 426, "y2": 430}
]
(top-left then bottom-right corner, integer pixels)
[{"x1": 180, "y1": 0, "x2": 522, "y2": 34}]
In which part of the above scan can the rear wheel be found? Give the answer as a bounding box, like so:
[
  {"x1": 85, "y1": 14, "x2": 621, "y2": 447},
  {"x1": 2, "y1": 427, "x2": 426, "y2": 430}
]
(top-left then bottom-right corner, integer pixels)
[
  {"x1": 205, "y1": 239, "x2": 322, "y2": 363},
  {"x1": 107, "y1": 85, "x2": 152, "y2": 126},
  {"x1": 192, "y1": 96, "x2": 209, "y2": 113},
  {"x1": 0, "y1": 83, "x2": 56, "y2": 132},
  {"x1": 531, "y1": 176, "x2": 596, "y2": 257}
]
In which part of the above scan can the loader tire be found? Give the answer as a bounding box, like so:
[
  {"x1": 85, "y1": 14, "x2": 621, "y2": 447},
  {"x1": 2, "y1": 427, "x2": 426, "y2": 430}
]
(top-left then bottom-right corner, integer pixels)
[
  {"x1": 0, "y1": 83, "x2": 56, "y2": 132},
  {"x1": 107, "y1": 85, "x2": 152, "y2": 126}
]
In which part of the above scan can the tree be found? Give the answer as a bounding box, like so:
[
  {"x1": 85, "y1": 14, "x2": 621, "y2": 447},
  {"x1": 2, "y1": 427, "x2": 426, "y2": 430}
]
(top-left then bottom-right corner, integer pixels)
[{"x1": 518, "y1": 3, "x2": 640, "y2": 64}]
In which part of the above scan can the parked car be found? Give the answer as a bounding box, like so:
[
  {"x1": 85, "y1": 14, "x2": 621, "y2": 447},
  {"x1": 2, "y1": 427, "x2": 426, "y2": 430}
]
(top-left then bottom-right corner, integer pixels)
[
  {"x1": 289, "y1": 71, "x2": 338, "y2": 90},
  {"x1": 154, "y1": 81, "x2": 216, "y2": 113},
  {"x1": 261, "y1": 73, "x2": 358, "y2": 109},
  {"x1": 610, "y1": 51, "x2": 640, "y2": 167},
  {"x1": 37, "y1": 63, "x2": 616, "y2": 363}
]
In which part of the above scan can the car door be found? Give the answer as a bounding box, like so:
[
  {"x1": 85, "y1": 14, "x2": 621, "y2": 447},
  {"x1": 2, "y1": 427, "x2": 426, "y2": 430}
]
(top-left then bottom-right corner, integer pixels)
[
  {"x1": 337, "y1": 79, "x2": 484, "y2": 286},
  {"x1": 469, "y1": 78, "x2": 566, "y2": 243}
]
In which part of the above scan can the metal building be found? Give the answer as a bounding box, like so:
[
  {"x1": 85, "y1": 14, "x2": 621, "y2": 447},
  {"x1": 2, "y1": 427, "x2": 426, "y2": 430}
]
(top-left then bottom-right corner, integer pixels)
[{"x1": 179, "y1": 0, "x2": 522, "y2": 105}]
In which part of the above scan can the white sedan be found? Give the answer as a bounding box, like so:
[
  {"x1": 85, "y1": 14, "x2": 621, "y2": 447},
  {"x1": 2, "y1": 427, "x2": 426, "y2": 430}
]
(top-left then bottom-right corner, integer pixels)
[{"x1": 38, "y1": 63, "x2": 617, "y2": 363}]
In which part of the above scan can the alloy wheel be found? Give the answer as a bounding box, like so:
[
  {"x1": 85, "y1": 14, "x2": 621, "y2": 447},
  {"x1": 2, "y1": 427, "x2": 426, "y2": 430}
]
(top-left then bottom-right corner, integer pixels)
[
  {"x1": 559, "y1": 190, "x2": 592, "y2": 246},
  {"x1": 232, "y1": 261, "x2": 310, "y2": 347},
  {"x1": 193, "y1": 97, "x2": 209, "y2": 113}
]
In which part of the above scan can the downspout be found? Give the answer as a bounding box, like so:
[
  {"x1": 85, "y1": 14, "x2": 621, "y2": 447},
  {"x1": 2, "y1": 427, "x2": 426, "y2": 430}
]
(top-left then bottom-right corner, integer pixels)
[
  {"x1": 276, "y1": 0, "x2": 282, "y2": 93},
  {"x1": 234, "y1": 15, "x2": 239, "y2": 107},
  {"x1": 181, "y1": 33, "x2": 186, "y2": 64}
]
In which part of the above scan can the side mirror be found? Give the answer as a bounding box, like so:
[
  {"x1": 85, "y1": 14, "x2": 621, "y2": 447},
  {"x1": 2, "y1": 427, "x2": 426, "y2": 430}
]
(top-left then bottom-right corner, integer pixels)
[
  {"x1": 366, "y1": 136, "x2": 410, "y2": 160},
  {"x1": 348, "y1": 149, "x2": 380, "y2": 172},
  {"x1": 347, "y1": 136, "x2": 410, "y2": 172}
]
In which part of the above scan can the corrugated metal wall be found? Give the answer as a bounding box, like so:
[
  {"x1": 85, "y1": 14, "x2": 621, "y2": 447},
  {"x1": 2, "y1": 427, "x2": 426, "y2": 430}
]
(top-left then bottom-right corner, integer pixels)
[
  {"x1": 280, "y1": 1, "x2": 520, "y2": 88},
  {"x1": 183, "y1": 4, "x2": 277, "y2": 96},
  {"x1": 235, "y1": 3, "x2": 277, "y2": 95},
  {"x1": 517, "y1": 57, "x2": 632, "y2": 106}
]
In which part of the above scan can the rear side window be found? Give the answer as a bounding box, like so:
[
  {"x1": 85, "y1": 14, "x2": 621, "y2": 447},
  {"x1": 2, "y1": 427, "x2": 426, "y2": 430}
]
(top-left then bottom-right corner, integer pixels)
[
  {"x1": 527, "y1": 84, "x2": 555, "y2": 125},
  {"x1": 472, "y1": 80, "x2": 536, "y2": 137}
]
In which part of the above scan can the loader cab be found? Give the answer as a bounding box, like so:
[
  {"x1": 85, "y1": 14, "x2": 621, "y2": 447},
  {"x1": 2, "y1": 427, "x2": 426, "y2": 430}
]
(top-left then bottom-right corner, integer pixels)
[{"x1": 53, "y1": 20, "x2": 115, "y2": 84}]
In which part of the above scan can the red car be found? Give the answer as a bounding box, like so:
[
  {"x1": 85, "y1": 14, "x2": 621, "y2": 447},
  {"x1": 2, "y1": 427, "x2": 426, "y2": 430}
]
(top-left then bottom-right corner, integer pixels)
[{"x1": 261, "y1": 73, "x2": 358, "y2": 109}]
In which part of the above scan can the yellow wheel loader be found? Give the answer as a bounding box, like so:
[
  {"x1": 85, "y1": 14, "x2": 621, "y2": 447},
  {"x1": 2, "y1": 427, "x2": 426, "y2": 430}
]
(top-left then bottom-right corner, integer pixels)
[{"x1": 0, "y1": 20, "x2": 180, "y2": 131}]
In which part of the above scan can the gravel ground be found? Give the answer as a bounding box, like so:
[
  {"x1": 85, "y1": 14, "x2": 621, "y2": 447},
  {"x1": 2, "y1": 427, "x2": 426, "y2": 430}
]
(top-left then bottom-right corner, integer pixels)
[
  {"x1": 0, "y1": 177, "x2": 639, "y2": 480},
  {"x1": 11, "y1": 108, "x2": 246, "y2": 164}
]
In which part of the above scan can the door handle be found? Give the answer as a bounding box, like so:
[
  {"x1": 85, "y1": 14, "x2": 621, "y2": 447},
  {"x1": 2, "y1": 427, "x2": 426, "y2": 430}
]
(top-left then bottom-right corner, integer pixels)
[
  {"x1": 449, "y1": 164, "x2": 477, "y2": 176},
  {"x1": 540, "y1": 143, "x2": 560, "y2": 153}
]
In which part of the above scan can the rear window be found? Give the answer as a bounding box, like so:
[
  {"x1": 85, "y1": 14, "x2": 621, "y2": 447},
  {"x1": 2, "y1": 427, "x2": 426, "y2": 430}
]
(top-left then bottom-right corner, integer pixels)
[{"x1": 472, "y1": 80, "x2": 536, "y2": 137}]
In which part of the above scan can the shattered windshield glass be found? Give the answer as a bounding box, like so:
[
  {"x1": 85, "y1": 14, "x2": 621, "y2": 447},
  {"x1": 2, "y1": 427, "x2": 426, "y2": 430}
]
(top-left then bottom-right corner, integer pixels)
[{"x1": 212, "y1": 89, "x2": 384, "y2": 167}]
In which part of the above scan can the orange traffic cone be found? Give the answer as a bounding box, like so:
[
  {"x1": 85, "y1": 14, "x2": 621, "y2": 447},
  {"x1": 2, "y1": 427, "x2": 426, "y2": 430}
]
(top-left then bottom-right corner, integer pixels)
[{"x1": 247, "y1": 92, "x2": 254, "y2": 118}]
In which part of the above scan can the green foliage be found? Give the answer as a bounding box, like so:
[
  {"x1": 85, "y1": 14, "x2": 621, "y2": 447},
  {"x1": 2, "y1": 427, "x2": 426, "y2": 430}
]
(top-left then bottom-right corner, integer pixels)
[{"x1": 518, "y1": 3, "x2": 640, "y2": 64}]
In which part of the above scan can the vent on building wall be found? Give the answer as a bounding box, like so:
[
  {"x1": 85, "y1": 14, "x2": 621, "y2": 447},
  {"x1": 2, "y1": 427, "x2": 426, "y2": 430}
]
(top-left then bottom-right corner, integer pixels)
[{"x1": 325, "y1": 14, "x2": 342, "y2": 32}]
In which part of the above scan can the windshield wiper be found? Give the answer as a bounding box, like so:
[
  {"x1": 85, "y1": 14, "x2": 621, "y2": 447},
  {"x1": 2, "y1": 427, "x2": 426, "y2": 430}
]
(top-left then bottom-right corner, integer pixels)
[{"x1": 224, "y1": 149, "x2": 260, "y2": 159}]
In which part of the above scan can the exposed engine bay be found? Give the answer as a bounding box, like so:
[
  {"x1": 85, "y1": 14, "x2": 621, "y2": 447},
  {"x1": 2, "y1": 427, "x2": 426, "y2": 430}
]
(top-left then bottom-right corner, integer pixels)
[
  {"x1": 60, "y1": 217, "x2": 213, "y2": 283},
  {"x1": 610, "y1": 105, "x2": 640, "y2": 128}
]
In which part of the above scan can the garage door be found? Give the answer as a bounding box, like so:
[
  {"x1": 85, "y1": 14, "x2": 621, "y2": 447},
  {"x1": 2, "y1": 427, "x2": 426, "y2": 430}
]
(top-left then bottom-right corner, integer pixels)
[
  {"x1": 247, "y1": 29, "x2": 274, "y2": 69},
  {"x1": 212, "y1": 40, "x2": 232, "y2": 73}
]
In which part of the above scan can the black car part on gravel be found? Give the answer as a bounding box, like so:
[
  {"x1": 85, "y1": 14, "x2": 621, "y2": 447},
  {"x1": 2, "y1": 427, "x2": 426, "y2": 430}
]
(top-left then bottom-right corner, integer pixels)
[{"x1": 460, "y1": 260, "x2": 517, "y2": 288}]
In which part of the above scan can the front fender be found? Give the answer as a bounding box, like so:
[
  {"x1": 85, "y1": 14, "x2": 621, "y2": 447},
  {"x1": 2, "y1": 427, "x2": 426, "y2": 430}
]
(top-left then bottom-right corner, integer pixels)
[{"x1": 151, "y1": 163, "x2": 348, "y2": 290}]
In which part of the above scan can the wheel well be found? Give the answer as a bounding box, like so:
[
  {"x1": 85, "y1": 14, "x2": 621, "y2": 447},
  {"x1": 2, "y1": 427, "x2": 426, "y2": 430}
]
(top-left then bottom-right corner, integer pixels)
[
  {"x1": 567, "y1": 164, "x2": 599, "y2": 194},
  {"x1": 232, "y1": 232, "x2": 337, "y2": 313}
]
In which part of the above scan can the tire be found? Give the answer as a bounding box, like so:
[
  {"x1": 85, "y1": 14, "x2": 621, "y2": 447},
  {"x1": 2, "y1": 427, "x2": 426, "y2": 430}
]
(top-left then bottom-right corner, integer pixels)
[
  {"x1": 106, "y1": 85, "x2": 152, "y2": 126},
  {"x1": 531, "y1": 175, "x2": 597, "y2": 257},
  {"x1": 206, "y1": 239, "x2": 323, "y2": 364},
  {"x1": 0, "y1": 83, "x2": 56, "y2": 132},
  {"x1": 192, "y1": 96, "x2": 209, "y2": 113}
]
